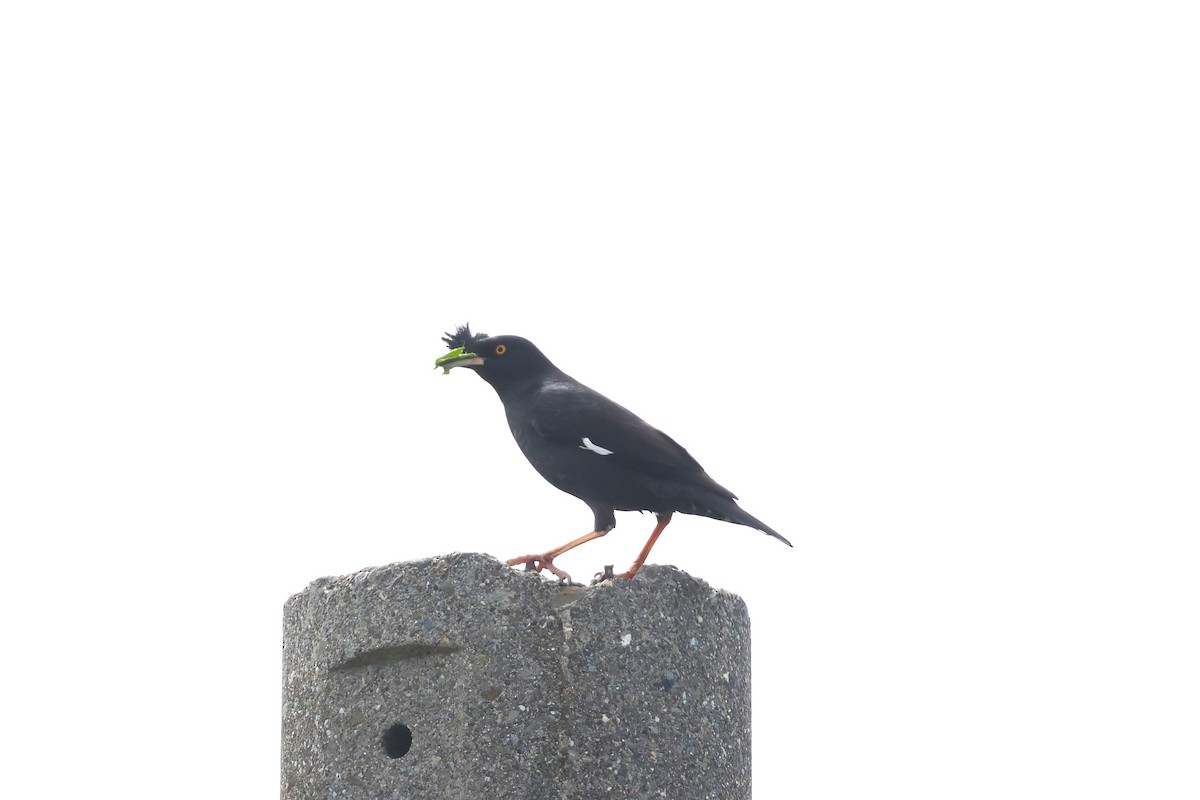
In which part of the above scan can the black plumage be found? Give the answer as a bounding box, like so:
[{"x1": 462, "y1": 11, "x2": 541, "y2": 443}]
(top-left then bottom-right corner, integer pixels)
[{"x1": 435, "y1": 324, "x2": 791, "y2": 581}]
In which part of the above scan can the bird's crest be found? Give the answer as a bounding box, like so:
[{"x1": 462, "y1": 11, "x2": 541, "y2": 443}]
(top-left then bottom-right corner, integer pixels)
[{"x1": 442, "y1": 323, "x2": 488, "y2": 352}]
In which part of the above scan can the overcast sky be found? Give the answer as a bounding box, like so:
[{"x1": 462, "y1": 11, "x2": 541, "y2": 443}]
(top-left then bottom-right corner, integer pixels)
[{"x1": 3, "y1": 2, "x2": 1197, "y2": 798}]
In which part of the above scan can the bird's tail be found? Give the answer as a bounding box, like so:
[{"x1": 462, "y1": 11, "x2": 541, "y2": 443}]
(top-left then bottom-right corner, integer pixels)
[{"x1": 694, "y1": 495, "x2": 792, "y2": 547}]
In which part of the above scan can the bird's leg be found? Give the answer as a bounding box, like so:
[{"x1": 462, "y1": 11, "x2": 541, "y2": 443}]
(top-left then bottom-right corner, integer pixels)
[
  {"x1": 506, "y1": 528, "x2": 610, "y2": 583},
  {"x1": 612, "y1": 513, "x2": 673, "y2": 580}
]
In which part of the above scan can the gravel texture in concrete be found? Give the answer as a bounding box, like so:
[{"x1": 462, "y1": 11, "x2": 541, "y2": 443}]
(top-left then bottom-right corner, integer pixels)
[{"x1": 281, "y1": 552, "x2": 751, "y2": 799}]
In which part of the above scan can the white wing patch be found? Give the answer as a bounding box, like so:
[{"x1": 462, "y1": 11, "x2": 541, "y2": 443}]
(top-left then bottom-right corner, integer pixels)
[{"x1": 579, "y1": 437, "x2": 613, "y2": 456}]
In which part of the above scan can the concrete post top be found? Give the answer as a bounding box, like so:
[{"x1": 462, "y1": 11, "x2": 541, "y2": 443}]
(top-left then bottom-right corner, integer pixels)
[
  {"x1": 285, "y1": 553, "x2": 748, "y2": 669},
  {"x1": 282, "y1": 553, "x2": 753, "y2": 799},
  {"x1": 289, "y1": 551, "x2": 742, "y2": 606}
]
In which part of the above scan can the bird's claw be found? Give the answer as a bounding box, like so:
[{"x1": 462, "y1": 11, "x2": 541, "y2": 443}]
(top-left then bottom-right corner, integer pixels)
[
  {"x1": 506, "y1": 553, "x2": 574, "y2": 584},
  {"x1": 591, "y1": 565, "x2": 616, "y2": 584}
]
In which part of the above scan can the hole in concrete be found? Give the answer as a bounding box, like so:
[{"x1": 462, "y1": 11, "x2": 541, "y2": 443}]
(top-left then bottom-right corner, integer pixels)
[{"x1": 382, "y1": 723, "x2": 412, "y2": 758}]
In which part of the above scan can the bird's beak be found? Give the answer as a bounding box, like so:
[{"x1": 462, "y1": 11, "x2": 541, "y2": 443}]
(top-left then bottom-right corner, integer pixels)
[{"x1": 435, "y1": 347, "x2": 485, "y2": 374}]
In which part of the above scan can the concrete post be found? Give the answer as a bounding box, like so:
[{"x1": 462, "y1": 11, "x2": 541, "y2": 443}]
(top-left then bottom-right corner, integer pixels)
[{"x1": 281, "y1": 552, "x2": 751, "y2": 799}]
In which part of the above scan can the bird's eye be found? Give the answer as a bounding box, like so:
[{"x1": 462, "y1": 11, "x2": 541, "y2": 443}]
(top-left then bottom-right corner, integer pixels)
[{"x1": 495, "y1": 344, "x2": 507, "y2": 355}]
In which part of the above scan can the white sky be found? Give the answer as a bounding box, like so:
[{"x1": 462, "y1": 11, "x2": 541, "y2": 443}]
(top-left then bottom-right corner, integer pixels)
[{"x1": 2, "y1": 2, "x2": 1198, "y2": 798}]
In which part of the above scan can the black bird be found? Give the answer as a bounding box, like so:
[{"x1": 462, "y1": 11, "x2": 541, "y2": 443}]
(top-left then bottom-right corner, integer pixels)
[{"x1": 435, "y1": 324, "x2": 791, "y2": 581}]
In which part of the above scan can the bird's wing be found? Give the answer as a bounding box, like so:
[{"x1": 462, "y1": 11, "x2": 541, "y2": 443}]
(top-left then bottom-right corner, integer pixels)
[{"x1": 527, "y1": 381, "x2": 736, "y2": 497}]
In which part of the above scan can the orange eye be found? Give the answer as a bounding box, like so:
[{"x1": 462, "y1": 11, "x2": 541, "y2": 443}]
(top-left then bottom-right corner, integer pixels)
[{"x1": 495, "y1": 344, "x2": 507, "y2": 355}]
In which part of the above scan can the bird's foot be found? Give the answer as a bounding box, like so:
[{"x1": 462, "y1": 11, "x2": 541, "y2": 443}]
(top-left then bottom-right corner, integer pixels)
[
  {"x1": 591, "y1": 563, "x2": 640, "y2": 582},
  {"x1": 591, "y1": 565, "x2": 616, "y2": 584},
  {"x1": 505, "y1": 553, "x2": 574, "y2": 584}
]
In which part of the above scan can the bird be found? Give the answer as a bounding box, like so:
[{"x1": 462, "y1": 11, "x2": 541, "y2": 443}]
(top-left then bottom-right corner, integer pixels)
[{"x1": 434, "y1": 324, "x2": 791, "y2": 582}]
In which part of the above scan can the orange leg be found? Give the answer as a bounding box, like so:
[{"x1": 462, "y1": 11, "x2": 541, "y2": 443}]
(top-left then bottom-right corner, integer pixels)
[
  {"x1": 613, "y1": 513, "x2": 673, "y2": 580},
  {"x1": 506, "y1": 528, "x2": 610, "y2": 583}
]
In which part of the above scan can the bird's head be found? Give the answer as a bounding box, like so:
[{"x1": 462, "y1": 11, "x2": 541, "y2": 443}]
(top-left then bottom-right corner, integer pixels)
[{"x1": 435, "y1": 323, "x2": 558, "y2": 392}]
